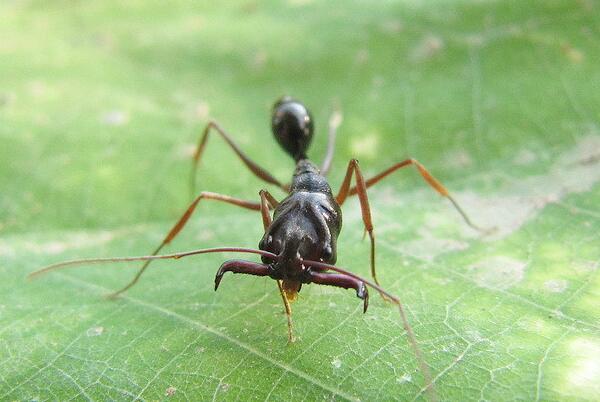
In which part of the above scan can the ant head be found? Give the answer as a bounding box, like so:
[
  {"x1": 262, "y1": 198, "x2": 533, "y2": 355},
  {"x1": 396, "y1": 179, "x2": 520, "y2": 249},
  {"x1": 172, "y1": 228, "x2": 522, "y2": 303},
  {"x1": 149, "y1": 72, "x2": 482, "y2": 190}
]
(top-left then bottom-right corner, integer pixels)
[{"x1": 271, "y1": 97, "x2": 314, "y2": 160}]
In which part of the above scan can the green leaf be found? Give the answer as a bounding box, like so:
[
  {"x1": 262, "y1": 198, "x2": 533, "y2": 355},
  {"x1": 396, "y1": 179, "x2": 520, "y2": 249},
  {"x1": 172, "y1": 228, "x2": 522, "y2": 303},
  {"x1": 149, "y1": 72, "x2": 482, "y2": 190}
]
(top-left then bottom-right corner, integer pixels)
[{"x1": 1, "y1": 1, "x2": 599, "y2": 400}]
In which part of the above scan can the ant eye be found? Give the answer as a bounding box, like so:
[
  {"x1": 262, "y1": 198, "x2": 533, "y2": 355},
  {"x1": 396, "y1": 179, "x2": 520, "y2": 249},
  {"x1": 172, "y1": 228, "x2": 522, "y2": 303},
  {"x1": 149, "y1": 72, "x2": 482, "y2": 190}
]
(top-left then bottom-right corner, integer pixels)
[
  {"x1": 322, "y1": 245, "x2": 333, "y2": 261},
  {"x1": 259, "y1": 235, "x2": 272, "y2": 251},
  {"x1": 271, "y1": 97, "x2": 314, "y2": 160}
]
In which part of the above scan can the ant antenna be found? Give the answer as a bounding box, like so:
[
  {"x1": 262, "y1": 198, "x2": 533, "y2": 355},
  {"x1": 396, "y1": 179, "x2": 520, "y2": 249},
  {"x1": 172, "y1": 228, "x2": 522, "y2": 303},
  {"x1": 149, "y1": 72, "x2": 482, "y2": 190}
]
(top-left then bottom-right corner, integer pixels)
[{"x1": 28, "y1": 247, "x2": 278, "y2": 280}]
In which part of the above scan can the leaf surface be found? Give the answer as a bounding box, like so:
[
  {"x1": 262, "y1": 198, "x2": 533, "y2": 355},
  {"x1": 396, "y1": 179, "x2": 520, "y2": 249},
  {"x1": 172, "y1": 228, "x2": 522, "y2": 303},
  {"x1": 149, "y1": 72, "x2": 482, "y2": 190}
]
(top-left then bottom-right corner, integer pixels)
[{"x1": 1, "y1": 1, "x2": 599, "y2": 400}]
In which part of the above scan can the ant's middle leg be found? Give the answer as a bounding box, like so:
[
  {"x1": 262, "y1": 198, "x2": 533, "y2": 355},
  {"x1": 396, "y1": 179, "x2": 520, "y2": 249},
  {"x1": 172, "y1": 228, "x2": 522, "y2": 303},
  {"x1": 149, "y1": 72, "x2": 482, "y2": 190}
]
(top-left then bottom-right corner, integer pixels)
[
  {"x1": 190, "y1": 121, "x2": 288, "y2": 198},
  {"x1": 259, "y1": 190, "x2": 295, "y2": 343},
  {"x1": 108, "y1": 192, "x2": 264, "y2": 298},
  {"x1": 346, "y1": 158, "x2": 487, "y2": 232}
]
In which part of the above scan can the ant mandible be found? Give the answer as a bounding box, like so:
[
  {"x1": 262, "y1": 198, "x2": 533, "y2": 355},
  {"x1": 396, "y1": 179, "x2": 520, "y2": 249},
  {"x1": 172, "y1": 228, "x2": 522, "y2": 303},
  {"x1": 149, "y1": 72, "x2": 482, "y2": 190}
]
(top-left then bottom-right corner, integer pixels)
[{"x1": 30, "y1": 97, "x2": 486, "y2": 399}]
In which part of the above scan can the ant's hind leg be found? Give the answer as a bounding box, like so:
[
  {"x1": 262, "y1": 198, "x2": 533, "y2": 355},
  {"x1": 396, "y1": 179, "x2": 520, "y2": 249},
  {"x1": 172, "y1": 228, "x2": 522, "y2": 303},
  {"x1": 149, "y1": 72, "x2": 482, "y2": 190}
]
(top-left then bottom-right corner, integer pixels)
[
  {"x1": 259, "y1": 190, "x2": 295, "y2": 343},
  {"x1": 346, "y1": 158, "x2": 489, "y2": 233},
  {"x1": 107, "y1": 192, "x2": 263, "y2": 299},
  {"x1": 190, "y1": 121, "x2": 288, "y2": 198}
]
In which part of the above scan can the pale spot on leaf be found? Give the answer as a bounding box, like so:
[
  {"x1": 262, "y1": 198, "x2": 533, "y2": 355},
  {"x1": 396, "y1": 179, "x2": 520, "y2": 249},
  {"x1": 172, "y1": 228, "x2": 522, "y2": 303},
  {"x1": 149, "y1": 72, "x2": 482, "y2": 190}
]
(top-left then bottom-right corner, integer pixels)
[
  {"x1": 251, "y1": 50, "x2": 268, "y2": 70},
  {"x1": 513, "y1": 148, "x2": 537, "y2": 166},
  {"x1": 469, "y1": 256, "x2": 526, "y2": 290},
  {"x1": 544, "y1": 279, "x2": 568, "y2": 293},
  {"x1": 397, "y1": 373, "x2": 412, "y2": 384},
  {"x1": 410, "y1": 34, "x2": 444, "y2": 63},
  {"x1": 456, "y1": 134, "x2": 600, "y2": 240},
  {"x1": 195, "y1": 101, "x2": 210, "y2": 120},
  {"x1": 101, "y1": 110, "x2": 129, "y2": 126},
  {"x1": 86, "y1": 326, "x2": 104, "y2": 337},
  {"x1": 380, "y1": 19, "x2": 403, "y2": 34},
  {"x1": 561, "y1": 43, "x2": 584, "y2": 63},
  {"x1": 563, "y1": 338, "x2": 600, "y2": 398},
  {"x1": 165, "y1": 386, "x2": 177, "y2": 396},
  {"x1": 176, "y1": 143, "x2": 197, "y2": 159},
  {"x1": 355, "y1": 48, "x2": 369, "y2": 64},
  {"x1": 444, "y1": 148, "x2": 473, "y2": 169}
]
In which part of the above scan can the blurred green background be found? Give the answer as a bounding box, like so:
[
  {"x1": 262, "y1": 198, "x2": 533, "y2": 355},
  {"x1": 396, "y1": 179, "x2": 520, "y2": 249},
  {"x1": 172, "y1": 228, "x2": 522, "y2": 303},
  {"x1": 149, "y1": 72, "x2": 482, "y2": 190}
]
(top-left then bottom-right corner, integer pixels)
[{"x1": 1, "y1": 1, "x2": 599, "y2": 401}]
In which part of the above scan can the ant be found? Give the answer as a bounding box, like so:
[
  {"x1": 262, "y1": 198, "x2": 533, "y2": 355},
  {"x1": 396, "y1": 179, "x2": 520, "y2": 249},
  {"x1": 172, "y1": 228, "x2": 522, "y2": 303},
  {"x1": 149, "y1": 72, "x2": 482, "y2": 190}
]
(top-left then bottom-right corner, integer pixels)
[{"x1": 30, "y1": 97, "x2": 486, "y2": 399}]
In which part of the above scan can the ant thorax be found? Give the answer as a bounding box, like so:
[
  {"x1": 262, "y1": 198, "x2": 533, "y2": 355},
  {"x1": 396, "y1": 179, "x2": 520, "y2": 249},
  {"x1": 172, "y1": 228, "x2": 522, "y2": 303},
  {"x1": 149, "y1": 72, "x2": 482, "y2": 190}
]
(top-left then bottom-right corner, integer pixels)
[{"x1": 289, "y1": 159, "x2": 334, "y2": 194}]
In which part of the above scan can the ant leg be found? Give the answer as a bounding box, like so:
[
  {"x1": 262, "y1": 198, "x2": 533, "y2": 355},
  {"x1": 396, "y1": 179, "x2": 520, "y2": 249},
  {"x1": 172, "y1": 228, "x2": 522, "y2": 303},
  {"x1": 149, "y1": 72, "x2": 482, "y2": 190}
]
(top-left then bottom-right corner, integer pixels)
[
  {"x1": 190, "y1": 121, "x2": 288, "y2": 198},
  {"x1": 108, "y1": 192, "x2": 263, "y2": 299},
  {"x1": 259, "y1": 189, "x2": 279, "y2": 230},
  {"x1": 306, "y1": 271, "x2": 369, "y2": 313},
  {"x1": 347, "y1": 158, "x2": 487, "y2": 233},
  {"x1": 259, "y1": 190, "x2": 295, "y2": 343},
  {"x1": 214, "y1": 259, "x2": 272, "y2": 290},
  {"x1": 335, "y1": 159, "x2": 381, "y2": 290},
  {"x1": 320, "y1": 107, "x2": 343, "y2": 176}
]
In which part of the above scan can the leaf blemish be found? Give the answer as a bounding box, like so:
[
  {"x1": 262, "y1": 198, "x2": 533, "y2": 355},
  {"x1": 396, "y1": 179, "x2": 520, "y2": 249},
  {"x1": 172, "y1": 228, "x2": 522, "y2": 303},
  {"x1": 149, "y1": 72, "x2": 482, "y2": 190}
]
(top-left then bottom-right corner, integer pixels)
[
  {"x1": 543, "y1": 279, "x2": 568, "y2": 293},
  {"x1": 101, "y1": 110, "x2": 129, "y2": 126},
  {"x1": 457, "y1": 133, "x2": 600, "y2": 241},
  {"x1": 443, "y1": 148, "x2": 473, "y2": 169},
  {"x1": 331, "y1": 358, "x2": 342, "y2": 369},
  {"x1": 563, "y1": 338, "x2": 600, "y2": 398},
  {"x1": 86, "y1": 326, "x2": 104, "y2": 337},
  {"x1": 165, "y1": 386, "x2": 176, "y2": 397},
  {"x1": 410, "y1": 34, "x2": 444, "y2": 63},
  {"x1": 469, "y1": 256, "x2": 526, "y2": 290},
  {"x1": 397, "y1": 373, "x2": 412, "y2": 384}
]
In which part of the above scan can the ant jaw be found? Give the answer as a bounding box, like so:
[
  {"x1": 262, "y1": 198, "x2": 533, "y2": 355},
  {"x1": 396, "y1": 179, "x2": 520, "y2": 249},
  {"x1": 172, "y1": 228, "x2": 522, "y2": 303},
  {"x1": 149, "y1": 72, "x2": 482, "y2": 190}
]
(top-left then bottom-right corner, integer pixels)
[
  {"x1": 214, "y1": 270, "x2": 224, "y2": 291},
  {"x1": 357, "y1": 283, "x2": 369, "y2": 313},
  {"x1": 214, "y1": 260, "x2": 278, "y2": 292}
]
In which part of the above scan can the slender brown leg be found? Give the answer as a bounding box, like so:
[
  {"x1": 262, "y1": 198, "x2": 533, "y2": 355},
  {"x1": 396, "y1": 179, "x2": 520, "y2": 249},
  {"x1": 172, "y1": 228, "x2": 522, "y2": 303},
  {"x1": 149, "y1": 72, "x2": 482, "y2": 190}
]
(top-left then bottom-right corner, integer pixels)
[
  {"x1": 335, "y1": 159, "x2": 380, "y2": 289},
  {"x1": 306, "y1": 270, "x2": 369, "y2": 313},
  {"x1": 190, "y1": 121, "x2": 288, "y2": 198},
  {"x1": 320, "y1": 107, "x2": 343, "y2": 176},
  {"x1": 259, "y1": 190, "x2": 295, "y2": 342},
  {"x1": 107, "y1": 192, "x2": 263, "y2": 298},
  {"x1": 347, "y1": 158, "x2": 487, "y2": 232},
  {"x1": 259, "y1": 189, "x2": 279, "y2": 230}
]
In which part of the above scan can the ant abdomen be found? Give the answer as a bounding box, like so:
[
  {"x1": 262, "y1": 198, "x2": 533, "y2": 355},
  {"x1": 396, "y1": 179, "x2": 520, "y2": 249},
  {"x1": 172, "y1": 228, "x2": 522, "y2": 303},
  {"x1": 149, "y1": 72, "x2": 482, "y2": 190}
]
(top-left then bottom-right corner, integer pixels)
[{"x1": 271, "y1": 97, "x2": 314, "y2": 161}]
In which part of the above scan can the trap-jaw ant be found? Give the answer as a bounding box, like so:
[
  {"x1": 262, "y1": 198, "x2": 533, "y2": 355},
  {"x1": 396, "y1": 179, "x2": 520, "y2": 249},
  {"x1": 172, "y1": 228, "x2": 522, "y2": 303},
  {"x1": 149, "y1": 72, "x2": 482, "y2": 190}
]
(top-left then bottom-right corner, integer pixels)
[{"x1": 30, "y1": 97, "x2": 487, "y2": 399}]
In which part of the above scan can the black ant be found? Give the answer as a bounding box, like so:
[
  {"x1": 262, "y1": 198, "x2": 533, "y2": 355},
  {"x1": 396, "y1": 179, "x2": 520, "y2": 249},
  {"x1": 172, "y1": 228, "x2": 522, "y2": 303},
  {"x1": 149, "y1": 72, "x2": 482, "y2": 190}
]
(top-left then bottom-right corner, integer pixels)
[{"x1": 30, "y1": 97, "x2": 487, "y2": 399}]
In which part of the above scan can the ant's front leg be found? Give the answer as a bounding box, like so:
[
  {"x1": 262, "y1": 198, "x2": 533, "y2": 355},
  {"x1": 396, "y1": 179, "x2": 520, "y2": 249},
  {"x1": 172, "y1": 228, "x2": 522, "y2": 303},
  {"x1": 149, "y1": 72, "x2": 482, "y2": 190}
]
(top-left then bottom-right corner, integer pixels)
[
  {"x1": 259, "y1": 189, "x2": 296, "y2": 343},
  {"x1": 108, "y1": 192, "x2": 264, "y2": 299}
]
